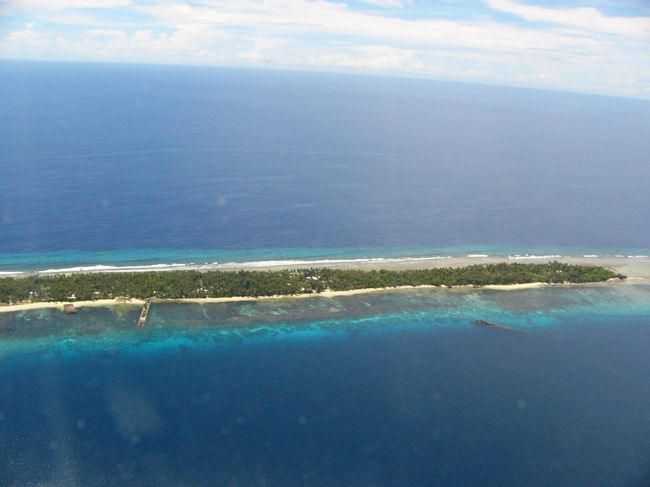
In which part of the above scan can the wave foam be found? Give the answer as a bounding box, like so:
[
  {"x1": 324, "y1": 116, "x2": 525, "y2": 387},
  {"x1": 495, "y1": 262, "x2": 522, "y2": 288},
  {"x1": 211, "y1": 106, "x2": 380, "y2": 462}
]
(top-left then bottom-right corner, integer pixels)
[
  {"x1": 2, "y1": 250, "x2": 642, "y2": 275},
  {"x1": 217, "y1": 255, "x2": 454, "y2": 268},
  {"x1": 31, "y1": 255, "x2": 458, "y2": 274},
  {"x1": 39, "y1": 263, "x2": 189, "y2": 274},
  {"x1": 508, "y1": 254, "x2": 562, "y2": 260}
]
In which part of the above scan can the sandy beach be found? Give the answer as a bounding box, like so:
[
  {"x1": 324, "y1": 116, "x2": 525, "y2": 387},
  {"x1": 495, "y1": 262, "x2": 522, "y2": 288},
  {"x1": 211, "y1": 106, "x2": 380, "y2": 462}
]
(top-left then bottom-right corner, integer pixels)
[
  {"x1": 0, "y1": 298, "x2": 146, "y2": 314},
  {"x1": 0, "y1": 285, "x2": 468, "y2": 313},
  {"x1": 230, "y1": 254, "x2": 650, "y2": 279},
  {"x1": 1, "y1": 255, "x2": 645, "y2": 314},
  {"x1": 7, "y1": 254, "x2": 649, "y2": 278},
  {"x1": 0, "y1": 255, "x2": 648, "y2": 314},
  {"x1": 0, "y1": 284, "x2": 545, "y2": 314}
]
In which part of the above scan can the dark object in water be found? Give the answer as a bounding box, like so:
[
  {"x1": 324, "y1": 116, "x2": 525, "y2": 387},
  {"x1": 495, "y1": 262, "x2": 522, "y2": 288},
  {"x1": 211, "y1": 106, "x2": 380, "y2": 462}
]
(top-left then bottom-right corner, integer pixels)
[
  {"x1": 473, "y1": 319, "x2": 523, "y2": 333},
  {"x1": 474, "y1": 320, "x2": 543, "y2": 336},
  {"x1": 63, "y1": 303, "x2": 77, "y2": 314},
  {"x1": 474, "y1": 319, "x2": 499, "y2": 328}
]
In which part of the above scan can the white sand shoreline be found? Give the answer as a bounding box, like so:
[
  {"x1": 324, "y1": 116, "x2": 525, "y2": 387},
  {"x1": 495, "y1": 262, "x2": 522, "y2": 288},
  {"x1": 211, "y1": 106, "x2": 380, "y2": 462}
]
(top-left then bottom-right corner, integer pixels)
[
  {"x1": 2, "y1": 254, "x2": 649, "y2": 277},
  {"x1": 1, "y1": 255, "x2": 648, "y2": 314},
  {"x1": 0, "y1": 278, "x2": 639, "y2": 314}
]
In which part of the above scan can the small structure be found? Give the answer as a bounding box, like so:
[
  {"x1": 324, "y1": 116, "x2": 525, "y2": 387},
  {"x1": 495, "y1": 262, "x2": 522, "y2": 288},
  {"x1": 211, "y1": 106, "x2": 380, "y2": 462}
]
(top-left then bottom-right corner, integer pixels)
[
  {"x1": 137, "y1": 300, "x2": 151, "y2": 328},
  {"x1": 63, "y1": 303, "x2": 77, "y2": 314}
]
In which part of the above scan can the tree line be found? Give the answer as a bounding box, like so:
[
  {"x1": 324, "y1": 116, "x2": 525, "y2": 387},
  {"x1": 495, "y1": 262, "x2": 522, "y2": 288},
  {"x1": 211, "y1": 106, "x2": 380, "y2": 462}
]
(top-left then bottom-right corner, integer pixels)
[{"x1": 0, "y1": 262, "x2": 624, "y2": 304}]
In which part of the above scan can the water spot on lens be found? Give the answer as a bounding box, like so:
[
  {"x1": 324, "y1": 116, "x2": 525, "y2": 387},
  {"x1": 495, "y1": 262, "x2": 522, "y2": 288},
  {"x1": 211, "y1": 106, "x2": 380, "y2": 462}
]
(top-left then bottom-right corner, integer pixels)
[{"x1": 105, "y1": 383, "x2": 163, "y2": 443}]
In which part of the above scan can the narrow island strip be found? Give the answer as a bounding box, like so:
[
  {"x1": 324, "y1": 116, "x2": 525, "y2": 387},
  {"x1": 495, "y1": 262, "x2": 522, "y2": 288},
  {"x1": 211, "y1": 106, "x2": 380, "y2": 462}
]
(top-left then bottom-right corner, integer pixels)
[{"x1": 0, "y1": 262, "x2": 625, "y2": 313}]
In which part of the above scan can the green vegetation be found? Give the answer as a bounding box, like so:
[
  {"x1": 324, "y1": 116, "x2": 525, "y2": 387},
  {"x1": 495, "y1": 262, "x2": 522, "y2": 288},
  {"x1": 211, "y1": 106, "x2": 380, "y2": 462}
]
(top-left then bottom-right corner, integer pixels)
[{"x1": 0, "y1": 262, "x2": 624, "y2": 305}]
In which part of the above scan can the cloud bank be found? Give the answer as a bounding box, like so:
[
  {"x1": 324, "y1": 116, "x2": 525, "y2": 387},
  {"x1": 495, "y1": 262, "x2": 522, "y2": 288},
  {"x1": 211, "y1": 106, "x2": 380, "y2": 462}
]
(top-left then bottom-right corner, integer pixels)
[{"x1": 1, "y1": 0, "x2": 648, "y2": 98}]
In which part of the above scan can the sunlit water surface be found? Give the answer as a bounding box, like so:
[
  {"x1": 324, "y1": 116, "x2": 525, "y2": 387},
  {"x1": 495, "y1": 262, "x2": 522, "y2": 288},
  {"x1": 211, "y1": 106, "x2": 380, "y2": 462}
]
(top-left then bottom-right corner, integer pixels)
[{"x1": 1, "y1": 284, "x2": 650, "y2": 486}]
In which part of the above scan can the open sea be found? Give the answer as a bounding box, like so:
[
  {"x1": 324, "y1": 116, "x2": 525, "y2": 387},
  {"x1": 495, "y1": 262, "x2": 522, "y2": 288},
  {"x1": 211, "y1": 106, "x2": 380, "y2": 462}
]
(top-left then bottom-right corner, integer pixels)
[
  {"x1": 1, "y1": 61, "x2": 650, "y2": 485},
  {"x1": 1, "y1": 61, "x2": 650, "y2": 270}
]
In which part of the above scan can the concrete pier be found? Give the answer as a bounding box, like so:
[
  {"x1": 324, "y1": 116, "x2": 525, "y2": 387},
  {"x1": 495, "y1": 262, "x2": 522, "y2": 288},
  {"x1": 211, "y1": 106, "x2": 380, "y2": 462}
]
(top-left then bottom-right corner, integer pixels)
[{"x1": 137, "y1": 300, "x2": 151, "y2": 328}]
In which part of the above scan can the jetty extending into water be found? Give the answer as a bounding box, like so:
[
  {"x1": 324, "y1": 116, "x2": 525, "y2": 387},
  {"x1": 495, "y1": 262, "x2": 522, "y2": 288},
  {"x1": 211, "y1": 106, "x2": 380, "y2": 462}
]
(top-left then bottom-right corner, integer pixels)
[{"x1": 137, "y1": 300, "x2": 151, "y2": 328}]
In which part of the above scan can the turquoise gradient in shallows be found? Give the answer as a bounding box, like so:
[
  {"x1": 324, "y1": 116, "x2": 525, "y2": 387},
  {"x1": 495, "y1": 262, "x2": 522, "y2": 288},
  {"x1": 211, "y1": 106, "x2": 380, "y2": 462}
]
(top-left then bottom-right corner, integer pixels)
[
  {"x1": 2, "y1": 283, "x2": 650, "y2": 486},
  {"x1": 2, "y1": 283, "x2": 649, "y2": 360}
]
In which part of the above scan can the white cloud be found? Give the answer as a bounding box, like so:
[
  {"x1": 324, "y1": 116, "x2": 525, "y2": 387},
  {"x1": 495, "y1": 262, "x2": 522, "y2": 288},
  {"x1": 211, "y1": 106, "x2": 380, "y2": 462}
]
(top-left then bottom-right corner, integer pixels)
[
  {"x1": 465, "y1": 68, "x2": 489, "y2": 78},
  {"x1": 236, "y1": 36, "x2": 288, "y2": 63},
  {"x1": 1, "y1": 0, "x2": 649, "y2": 98},
  {"x1": 516, "y1": 70, "x2": 561, "y2": 85},
  {"x1": 486, "y1": 0, "x2": 650, "y2": 38},
  {"x1": 85, "y1": 29, "x2": 129, "y2": 39},
  {"x1": 360, "y1": 0, "x2": 411, "y2": 7},
  {"x1": 6, "y1": 0, "x2": 644, "y2": 56},
  {"x1": 5, "y1": 23, "x2": 45, "y2": 44},
  {"x1": 8, "y1": 0, "x2": 131, "y2": 10},
  {"x1": 2, "y1": 22, "x2": 226, "y2": 63},
  {"x1": 307, "y1": 45, "x2": 441, "y2": 74},
  {"x1": 138, "y1": 0, "x2": 604, "y2": 54}
]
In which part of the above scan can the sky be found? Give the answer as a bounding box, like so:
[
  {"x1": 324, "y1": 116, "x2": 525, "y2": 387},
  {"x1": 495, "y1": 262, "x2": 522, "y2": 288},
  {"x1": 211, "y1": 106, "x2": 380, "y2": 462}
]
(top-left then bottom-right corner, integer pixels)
[{"x1": 0, "y1": 0, "x2": 649, "y2": 98}]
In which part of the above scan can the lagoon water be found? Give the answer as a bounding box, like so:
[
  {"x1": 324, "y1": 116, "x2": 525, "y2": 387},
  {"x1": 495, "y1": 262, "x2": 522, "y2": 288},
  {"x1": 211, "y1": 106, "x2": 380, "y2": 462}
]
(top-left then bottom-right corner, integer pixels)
[
  {"x1": 2, "y1": 285, "x2": 650, "y2": 486},
  {"x1": 2, "y1": 61, "x2": 650, "y2": 485}
]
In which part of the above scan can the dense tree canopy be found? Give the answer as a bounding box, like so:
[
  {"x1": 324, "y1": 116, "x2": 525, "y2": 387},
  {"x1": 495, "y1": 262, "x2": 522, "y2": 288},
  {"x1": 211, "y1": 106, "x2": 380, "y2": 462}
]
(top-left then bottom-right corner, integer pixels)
[{"x1": 0, "y1": 263, "x2": 624, "y2": 304}]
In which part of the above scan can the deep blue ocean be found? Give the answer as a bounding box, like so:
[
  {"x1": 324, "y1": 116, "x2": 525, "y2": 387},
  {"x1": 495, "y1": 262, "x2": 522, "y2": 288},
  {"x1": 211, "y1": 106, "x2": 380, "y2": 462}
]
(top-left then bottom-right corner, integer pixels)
[
  {"x1": 1, "y1": 61, "x2": 650, "y2": 270},
  {"x1": 2, "y1": 285, "x2": 650, "y2": 486},
  {"x1": 2, "y1": 61, "x2": 650, "y2": 486}
]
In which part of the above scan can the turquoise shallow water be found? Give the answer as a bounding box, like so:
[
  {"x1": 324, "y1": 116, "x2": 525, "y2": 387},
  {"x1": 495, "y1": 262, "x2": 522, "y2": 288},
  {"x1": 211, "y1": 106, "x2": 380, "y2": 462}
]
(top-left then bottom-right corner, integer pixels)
[
  {"x1": 2, "y1": 283, "x2": 650, "y2": 359},
  {"x1": 1, "y1": 284, "x2": 650, "y2": 485},
  {"x1": 1, "y1": 245, "x2": 650, "y2": 273},
  {"x1": 3, "y1": 61, "x2": 650, "y2": 486}
]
